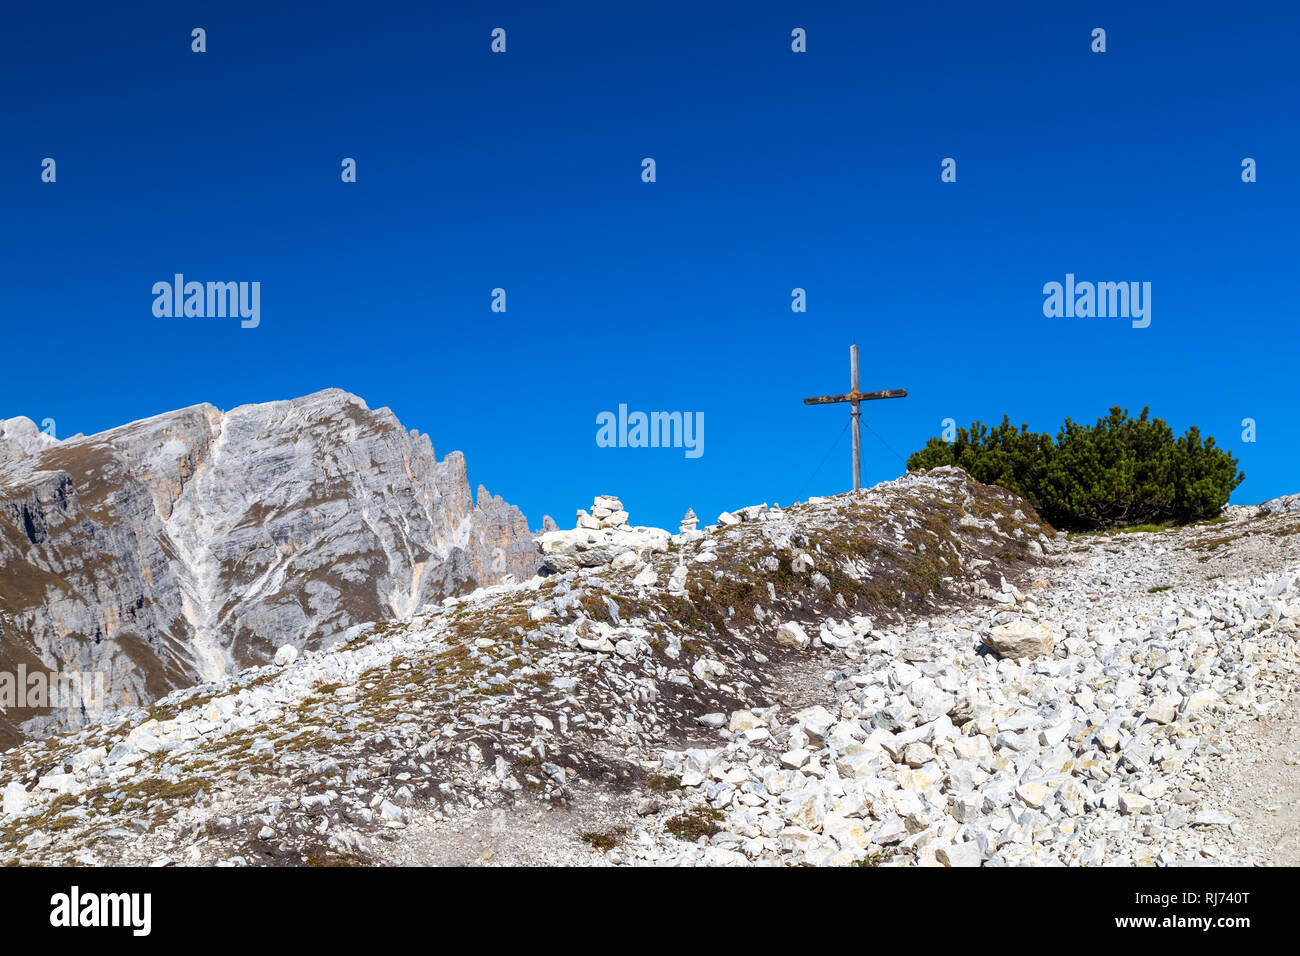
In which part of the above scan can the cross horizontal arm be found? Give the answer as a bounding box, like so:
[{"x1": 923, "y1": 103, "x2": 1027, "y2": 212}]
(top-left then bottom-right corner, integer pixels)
[{"x1": 803, "y1": 388, "x2": 908, "y2": 405}]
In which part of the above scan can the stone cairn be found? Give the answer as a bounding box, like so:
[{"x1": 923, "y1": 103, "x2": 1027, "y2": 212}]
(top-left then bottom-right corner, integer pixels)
[
  {"x1": 577, "y1": 495, "x2": 629, "y2": 531},
  {"x1": 538, "y1": 495, "x2": 671, "y2": 573},
  {"x1": 679, "y1": 509, "x2": 698, "y2": 533}
]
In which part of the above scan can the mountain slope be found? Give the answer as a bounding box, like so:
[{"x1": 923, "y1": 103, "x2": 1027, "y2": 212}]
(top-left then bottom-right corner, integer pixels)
[
  {"x1": 0, "y1": 467, "x2": 1060, "y2": 864},
  {"x1": 7, "y1": 469, "x2": 1296, "y2": 868}
]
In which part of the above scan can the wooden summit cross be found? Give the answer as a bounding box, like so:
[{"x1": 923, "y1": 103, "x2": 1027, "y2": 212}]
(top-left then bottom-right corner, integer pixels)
[{"x1": 803, "y1": 344, "x2": 907, "y2": 491}]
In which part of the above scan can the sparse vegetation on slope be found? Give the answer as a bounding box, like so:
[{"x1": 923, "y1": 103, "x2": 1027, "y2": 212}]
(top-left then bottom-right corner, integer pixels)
[{"x1": 0, "y1": 468, "x2": 1049, "y2": 866}]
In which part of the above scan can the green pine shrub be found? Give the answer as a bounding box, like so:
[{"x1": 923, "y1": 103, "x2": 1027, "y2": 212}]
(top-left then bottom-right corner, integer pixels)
[{"x1": 906, "y1": 407, "x2": 1244, "y2": 532}]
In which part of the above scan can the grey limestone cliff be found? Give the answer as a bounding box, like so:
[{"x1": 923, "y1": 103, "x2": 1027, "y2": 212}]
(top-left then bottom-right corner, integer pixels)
[{"x1": 0, "y1": 389, "x2": 537, "y2": 746}]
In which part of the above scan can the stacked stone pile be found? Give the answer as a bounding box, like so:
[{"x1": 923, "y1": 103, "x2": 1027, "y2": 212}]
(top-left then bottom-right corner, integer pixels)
[{"x1": 535, "y1": 495, "x2": 669, "y2": 573}]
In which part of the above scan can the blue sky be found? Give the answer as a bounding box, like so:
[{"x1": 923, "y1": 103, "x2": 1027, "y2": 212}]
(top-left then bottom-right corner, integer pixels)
[{"x1": 2, "y1": 1, "x2": 1296, "y2": 530}]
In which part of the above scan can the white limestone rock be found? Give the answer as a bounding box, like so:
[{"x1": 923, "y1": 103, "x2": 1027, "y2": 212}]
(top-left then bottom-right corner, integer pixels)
[
  {"x1": 776, "y1": 621, "x2": 810, "y2": 649},
  {"x1": 3, "y1": 782, "x2": 31, "y2": 816},
  {"x1": 982, "y1": 620, "x2": 1057, "y2": 659}
]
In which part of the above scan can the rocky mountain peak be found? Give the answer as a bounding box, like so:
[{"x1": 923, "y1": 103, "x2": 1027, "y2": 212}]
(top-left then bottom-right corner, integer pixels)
[
  {"x1": 0, "y1": 390, "x2": 537, "y2": 747},
  {"x1": 0, "y1": 416, "x2": 61, "y2": 462}
]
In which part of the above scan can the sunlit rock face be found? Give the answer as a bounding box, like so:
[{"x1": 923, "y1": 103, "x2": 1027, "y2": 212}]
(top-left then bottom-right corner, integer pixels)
[{"x1": 0, "y1": 389, "x2": 537, "y2": 745}]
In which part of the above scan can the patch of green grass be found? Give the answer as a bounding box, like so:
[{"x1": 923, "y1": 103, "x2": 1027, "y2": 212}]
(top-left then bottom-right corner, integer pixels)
[
  {"x1": 855, "y1": 846, "x2": 903, "y2": 866},
  {"x1": 1068, "y1": 522, "x2": 1171, "y2": 539},
  {"x1": 1189, "y1": 532, "x2": 1246, "y2": 553},
  {"x1": 577, "y1": 593, "x2": 614, "y2": 623},
  {"x1": 578, "y1": 827, "x2": 627, "y2": 852},
  {"x1": 304, "y1": 850, "x2": 370, "y2": 866},
  {"x1": 646, "y1": 774, "x2": 682, "y2": 793},
  {"x1": 513, "y1": 754, "x2": 546, "y2": 790},
  {"x1": 129, "y1": 775, "x2": 208, "y2": 804},
  {"x1": 665, "y1": 806, "x2": 725, "y2": 842}
]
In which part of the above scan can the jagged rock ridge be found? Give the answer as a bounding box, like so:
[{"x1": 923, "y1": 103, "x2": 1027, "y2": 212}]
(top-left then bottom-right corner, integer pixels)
[{"x1": 0, "y1": 389, "x2": 538, "y2": 746}]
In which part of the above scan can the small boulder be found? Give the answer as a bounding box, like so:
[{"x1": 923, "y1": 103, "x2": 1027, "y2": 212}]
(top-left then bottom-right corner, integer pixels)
[
  {"x1": 776, "y1": 621, "x2": 810, "y2": 649},
  {"x1": 982, "y1": 620, "x2": 1055, "y2": 659},
  {"x1": 3, "y1": 782, "x2": 30, "y2": 815}
]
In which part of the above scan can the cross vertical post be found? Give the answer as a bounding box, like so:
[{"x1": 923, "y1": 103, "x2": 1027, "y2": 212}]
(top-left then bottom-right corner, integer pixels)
[
  {"x1": 802, "y1": 346, "x2": 908, "y2": 494},
  {"x1": 850, "y1": 344, "x2": 861, "y2": 490}
]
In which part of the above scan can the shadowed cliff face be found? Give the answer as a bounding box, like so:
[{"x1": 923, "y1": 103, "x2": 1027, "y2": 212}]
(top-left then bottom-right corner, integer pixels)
[{"x1": 0, "y1": 389, "x2": 538, "y2": 746}]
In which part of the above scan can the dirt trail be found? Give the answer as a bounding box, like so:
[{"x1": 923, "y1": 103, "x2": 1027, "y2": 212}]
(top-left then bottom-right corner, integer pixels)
[{"x1": 1202, "y1": 696, "x2": 1300, "y2": 866}]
